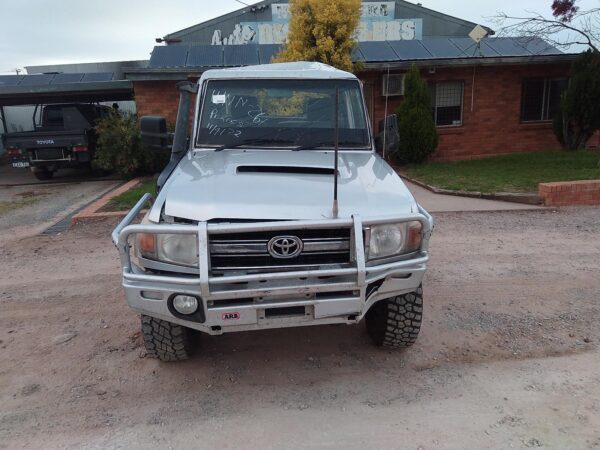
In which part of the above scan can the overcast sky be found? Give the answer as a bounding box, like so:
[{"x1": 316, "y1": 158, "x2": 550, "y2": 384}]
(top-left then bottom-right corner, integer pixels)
[{"x1": 0, "y1": 0, "x2": 596, "y2": 74}]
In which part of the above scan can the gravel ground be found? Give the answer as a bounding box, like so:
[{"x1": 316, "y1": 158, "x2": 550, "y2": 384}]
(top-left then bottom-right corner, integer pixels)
[
  {"x1": 0, "y1": 180, "x2": 118, "y2": 239},
  {"x1": 1, "y1": 208, "x2": 599, "y2": 449}
]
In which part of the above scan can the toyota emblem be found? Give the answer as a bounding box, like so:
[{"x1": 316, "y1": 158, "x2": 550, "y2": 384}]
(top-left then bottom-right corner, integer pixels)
[{"x1": 267, "y1": 236, "x2": 303, "y2": 259}]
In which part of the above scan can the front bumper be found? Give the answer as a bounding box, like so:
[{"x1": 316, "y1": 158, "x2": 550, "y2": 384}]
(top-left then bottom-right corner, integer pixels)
[{"x1": 112, "y1": 194, "x2": 433, "y2": 335}]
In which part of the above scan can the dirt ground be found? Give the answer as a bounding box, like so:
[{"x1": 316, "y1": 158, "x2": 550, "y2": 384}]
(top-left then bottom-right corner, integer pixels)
[{"x1": 1, "y1": 207, "x2": 599, "y2": 449}]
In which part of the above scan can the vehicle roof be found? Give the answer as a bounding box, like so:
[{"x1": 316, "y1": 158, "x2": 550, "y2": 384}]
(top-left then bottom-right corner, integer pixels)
[{"x1": 199, "y1": 62, "x2": 357, "y2": 82}]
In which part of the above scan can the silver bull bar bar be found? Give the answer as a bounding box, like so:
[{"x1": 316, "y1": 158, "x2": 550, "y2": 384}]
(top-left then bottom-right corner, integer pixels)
[{"x1": 112, "y1": 193, "x2": 433, "y2": 302}]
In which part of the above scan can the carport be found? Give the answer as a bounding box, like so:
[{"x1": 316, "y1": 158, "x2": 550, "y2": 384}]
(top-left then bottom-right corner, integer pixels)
[{"x1": 0, "y1": 72, "x2": 134, "y2": 133}]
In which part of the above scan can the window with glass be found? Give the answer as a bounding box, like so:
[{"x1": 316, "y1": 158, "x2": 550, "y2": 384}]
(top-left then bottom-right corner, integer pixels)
[
  {"x1": 521, "y1": 78, "x2": 568, "y2": 122},
  {"x1": 430, "y1": 81, "x2": 464, "y2": 127},
  {"x1": 196, "y1": 79, "x2": 370, "y2": 149}
]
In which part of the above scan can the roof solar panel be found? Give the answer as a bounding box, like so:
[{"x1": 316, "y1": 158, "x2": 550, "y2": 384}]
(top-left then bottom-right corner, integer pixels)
[
  {"x1": 148, "y1": 45, "x2": 189, "y2": 68},
  {"x1": 449, "y1": 38, "x2": 500, "y2": 57},
  {"x1": 358, "y1": 42, "x2": 399, "y2": 62},
  {"x1": 258, "y1": 44, "x2": 282, "y2": 64},
  {"x1": 187, "y1": 45, "x2": 223, "y2": 67},
  {"x1": 388, "y1": 40, "x2": 432, "y2": 60},
  {"x1": 351, "y1": 46, "x2": 365, "y2": 62},
  {"x1": 51, "y1": 73, "x2": 85, "y2": 84},
  {"x1": 0, "y1": 75, "x2": 24, "y2": 86},
  {"x1": 483, "y1": 38, "x2": 531, "y2": 57},
  {"x1": 421, "y1": 38, "x2": 466, "y2": 58},
  {"x1": 19, "y1": 74, "x2": 55, "y2": 86},
  {"x1": 82, "y1": 72, "x2": 114, "y2": 82},
  {"x1": 224, "y1": 45, "x2": 260, "y2": 66},
  {"x1": 517, "y1": 37, "x2": 562, "y2": 55}
]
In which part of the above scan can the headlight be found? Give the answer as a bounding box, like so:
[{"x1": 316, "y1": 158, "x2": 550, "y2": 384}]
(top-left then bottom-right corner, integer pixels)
[
  {"x1": 366, "y1": 221, "x2": 422, "y2": 261},
  {"x1": 136, "y1": 233, "x2": 198, "y2": 267}
]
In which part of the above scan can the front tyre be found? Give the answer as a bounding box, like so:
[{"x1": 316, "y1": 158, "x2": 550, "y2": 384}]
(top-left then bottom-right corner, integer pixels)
[
  {"x1": 141, "y1": 315, "x2": 193, "y2": 361},
  {"x1": 365, "y1": 286, "x2": 423, "y2": 348}
]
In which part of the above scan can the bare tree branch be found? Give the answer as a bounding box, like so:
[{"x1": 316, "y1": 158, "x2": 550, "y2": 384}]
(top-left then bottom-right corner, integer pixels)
[{"x1": 490, "y1": 6, "x2": 599, "y2": 53}]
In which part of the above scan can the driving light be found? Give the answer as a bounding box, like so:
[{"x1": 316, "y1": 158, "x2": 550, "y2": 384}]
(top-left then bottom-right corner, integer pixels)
[
  {"x1": 137, "y1": 233, "x2": 198, "y2": 267},
  {"x1": 366, "y1": 221, "x2": 422, "y2": 261},
  {"x1": 172, "y1": 295, "x2": 199, "y2": 315}
]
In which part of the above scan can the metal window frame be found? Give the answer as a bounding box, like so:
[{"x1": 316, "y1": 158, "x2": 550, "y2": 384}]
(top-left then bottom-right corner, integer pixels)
[
  {"x1": 382, "y1": 73, "x2": 405, "y2": 96},
  {"x1": 520, "y1": 77, "x2": 569, "y2": 123},
  {"x1": 431, "y1": 80, "x2": 464, "y2": 128}
]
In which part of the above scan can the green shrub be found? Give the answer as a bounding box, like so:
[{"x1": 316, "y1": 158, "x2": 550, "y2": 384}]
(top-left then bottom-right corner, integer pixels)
[
  {"x1": 393, "y1": 64, "x2": 438, "y2": 164},
  {"x1": 93, "y1": 112, "x2": 169, "y2": 179},
  {"x1": 555, "y1": 50, "x2": 600, "y2": 150}
]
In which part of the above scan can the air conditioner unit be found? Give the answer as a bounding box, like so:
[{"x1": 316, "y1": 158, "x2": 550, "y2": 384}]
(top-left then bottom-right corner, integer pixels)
[{"x1": 382, "y1": 73, "x2": 405, "y2": 96}]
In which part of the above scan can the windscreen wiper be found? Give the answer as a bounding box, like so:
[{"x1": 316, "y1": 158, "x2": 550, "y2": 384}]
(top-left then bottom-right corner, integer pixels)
[
  {"x1": 292, "y1": 142, "x2": 332, "y2": 151},
  {"x1": 213, "y1": 138, "x2": 292, "y2": 152}
]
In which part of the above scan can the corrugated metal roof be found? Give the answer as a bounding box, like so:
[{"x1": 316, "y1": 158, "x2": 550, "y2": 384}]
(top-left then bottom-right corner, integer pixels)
[
  {"x1": 144, "y1": 37, "x2": 565, "y2": 70},
  {"x1": 0, "y1": 72, "x2": 116, "y2": 87},
  {"x1": 52, "y1": 73, "x2": 85, "y2": 84},
  {"x1": 81, "y1": 72, "x2": 114, "y2": 82},
  {"x1": 0, "y1": 72, "x2": 132, "y2": 106},
  {"x1": 0, "y1": 72, "x2": 114, "y2": 88},
  {"x1": 19, "y1": 74, "x2": 55, "y2": 86},
  {"x1": 0, "y1": 75, "x2": 25, "y2": 86}
]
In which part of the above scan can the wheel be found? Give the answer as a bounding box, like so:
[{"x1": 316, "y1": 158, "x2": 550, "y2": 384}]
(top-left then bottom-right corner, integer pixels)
[
  {"x1": 365, "y1": 286, "x2": 423, "y2": 348},
  {"x1": 33, "y1": 169, "x2": 53, "y2": 180},
  {"x1": 141, "y1": 315, "x2": 193, "y2": 361}
]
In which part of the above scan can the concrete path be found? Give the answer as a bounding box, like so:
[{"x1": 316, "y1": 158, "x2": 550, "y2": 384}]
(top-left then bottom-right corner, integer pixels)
[{"x1": 404, "y1": 180, "x2": 542, "y2": 213}]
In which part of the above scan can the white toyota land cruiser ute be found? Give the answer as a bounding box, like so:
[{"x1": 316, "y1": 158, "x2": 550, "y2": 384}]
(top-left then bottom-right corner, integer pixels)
[{"x1": 112, "y1": 62, "x2": 433, "y2": 361}]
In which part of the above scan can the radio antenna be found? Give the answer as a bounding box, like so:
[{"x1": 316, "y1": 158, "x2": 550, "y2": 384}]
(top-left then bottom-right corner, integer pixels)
[
  {"x1": 382, "y1": 64, "x2": 390, "y2": 160},
  {"x1": 332, "y1": 86, "x2": 339, "y2": 219}
]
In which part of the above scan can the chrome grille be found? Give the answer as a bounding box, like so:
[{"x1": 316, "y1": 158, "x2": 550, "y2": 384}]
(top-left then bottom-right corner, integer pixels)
[{"x1": 209, "y1": 227, "x2": 352, "y2": 275}]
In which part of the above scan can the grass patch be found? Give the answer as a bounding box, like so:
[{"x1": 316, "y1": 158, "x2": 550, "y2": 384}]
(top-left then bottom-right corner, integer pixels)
[
  {"x1": 101, "y1": 178, "x2": 157, "y2": 212},
  {"x1": 403, "y1": 150, "x2": 600, "y2": 193}
]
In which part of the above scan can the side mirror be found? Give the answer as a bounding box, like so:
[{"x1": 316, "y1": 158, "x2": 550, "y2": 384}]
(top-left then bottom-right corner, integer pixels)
[
  {"x1": 141, "y1": 116, "x2": 169, "y2": 151},
  {"x1": 375, "y1": 114, "x2": 399, "y2": 157}
]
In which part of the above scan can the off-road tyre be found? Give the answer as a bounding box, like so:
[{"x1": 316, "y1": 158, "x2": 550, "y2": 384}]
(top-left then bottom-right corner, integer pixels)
[
  {"x1": 33, "y1": 169, "x2": 53, "y2": 180},
  {"x1": 365, "y1": 286, "x2": 423, "y2": 348},
  {"x1": 141, "y1": 315, "x2": 193, "y2": 362}
]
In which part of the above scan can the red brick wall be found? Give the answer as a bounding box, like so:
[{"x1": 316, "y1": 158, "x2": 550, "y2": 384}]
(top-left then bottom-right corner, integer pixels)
[
  {"x1": 133, "y1": 78, "x2": 198, "y2": 127},
  {"x1": 589, "y1": 131, "x2": 600, "y2": 149},
  {"x1": 359, "y1": 63, "x2": 571, "y2": 161},
  {"x1": 539, "y1": 180, "x2": 600, "y2": 206}
]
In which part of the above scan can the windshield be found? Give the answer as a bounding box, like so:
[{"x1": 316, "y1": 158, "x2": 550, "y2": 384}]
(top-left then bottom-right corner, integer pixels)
[{"x1": 196, "y1": 79, "x2": 370, "y2": 149}]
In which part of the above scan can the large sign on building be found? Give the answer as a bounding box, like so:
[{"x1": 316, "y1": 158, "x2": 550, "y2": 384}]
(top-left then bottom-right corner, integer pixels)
[{"x1": 211, "y1": 2, "x2": 423, "y2": 45}]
